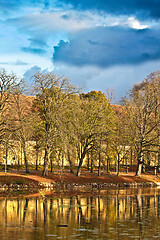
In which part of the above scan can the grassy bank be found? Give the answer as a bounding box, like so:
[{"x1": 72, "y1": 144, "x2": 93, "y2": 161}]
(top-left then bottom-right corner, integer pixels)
[{"x1": 0, "y1": 170, "x2": 160, "y2": 189}]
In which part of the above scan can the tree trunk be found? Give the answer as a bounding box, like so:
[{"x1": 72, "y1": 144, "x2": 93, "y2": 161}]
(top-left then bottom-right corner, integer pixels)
[
  {"x1": 136, "y1": 150, "x2": 144, "y2": 176},
  {"x1": 116, "y1": 154, "x2": 120, "y2": 176},
  {"x1": 67, "y1": 149, "x2": 74, "y2": 174},
  {"x1": 90, "y1": 152, "x2": 93, "y2": 173},
  {"x1": 42, "y1": 146, "x2": 49, "y2": 176},
  {"x1": 87, "y1": 153, "x2": 90, "y2": 171},
  {"x1": 98, "y1": 151, "x2": 101, "y2": 176},
  {"x1": 24, "y1": 154, "x2": 29, "y2": 173},
  {"x1": 107, "y1": 156, "x2": 110, "y2": 173},
  {"x1": 36, "y1": 150, "x2": 38, "y2": 170},
  {"x1": 22, "y1": 141, "x2": 29, "y2": 173},
  {"x1": 76, "y1": 155, "x2": 85, "y2": 176},
  {"x1": 147, "y1": 151, "x2": 150, "y2": 166},
  {"x1": 136, "y1": 159, "x2": 143, "y2": 176},
  {"x1": 76, "y1": 159, "x2": 83, "y2": 176},
  {"x1": 130, "y1": 147, "x2": 133, "y2": 171},
  {"x1": 61, "y1": 153, "x2": 64, "y2": 169},
  {"x1": 50, "y1": 158, "x2": 53, "y2": 173},
  {"x1": 126, "y1": 157, "x2": 128, "y2": 173},
  {"x1": 5, "y1": 142, "x2": 8, "y2": 173},
  {"x1": 76, "y1": 149, "x2": 86, "y2": 176},
  {"x1": 17, "y1": 156, "x2": 20, "y2": 171},
  {"x1": 116, "y1": 160, "x2": 120, "y2": 176}
]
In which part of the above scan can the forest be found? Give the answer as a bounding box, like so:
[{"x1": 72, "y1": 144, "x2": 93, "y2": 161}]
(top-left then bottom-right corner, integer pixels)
[{"x1": 0, "y1": 69, "x2": 160, "y2": 177}]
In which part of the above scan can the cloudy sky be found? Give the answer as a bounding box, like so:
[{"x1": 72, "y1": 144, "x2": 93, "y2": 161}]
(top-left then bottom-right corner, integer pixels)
[{"x1": 1, "y1": 0, "x2": 160, "y2": 101}]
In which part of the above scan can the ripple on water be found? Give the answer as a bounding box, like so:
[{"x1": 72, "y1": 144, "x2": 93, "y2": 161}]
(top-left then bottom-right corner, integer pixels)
[
  {"x1": 129, "y1": 236, "x2": 142, "y2": 239},
  {"x1": 119, "y1": 233, "x2": 130, "y2": 236},
  {"x1": 45, "y1": 234, "x2": 57, "y2": 237},
  {"x1": 76, "y1": 228, "x2": 93, "y2": 232},
  {"x1": 70, "y1": 234, "x2": 83, "y2": 238}
]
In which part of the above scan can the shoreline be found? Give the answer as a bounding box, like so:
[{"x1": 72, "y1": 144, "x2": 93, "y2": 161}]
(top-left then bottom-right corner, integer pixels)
[
  {"x1": 0, "y1": 181, "x2": 157, "y2": 190},
  {"x1": 0, "y1": 171, "x2": 159, "y2": 191}
]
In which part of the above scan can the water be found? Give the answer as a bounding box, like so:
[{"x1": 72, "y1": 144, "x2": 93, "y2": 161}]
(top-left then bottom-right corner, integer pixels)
[{"x1": 0, "y1": 188, "x2": 160, "y2": 239}]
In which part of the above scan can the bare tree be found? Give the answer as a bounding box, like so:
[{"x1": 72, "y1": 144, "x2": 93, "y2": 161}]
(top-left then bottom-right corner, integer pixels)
[
  {"x1": 124, "y1": 71, "x2": 160, "y2": 176},
  {"x1": 0, "y1": 69, "x2": 18, "y2": 140},
  {"x1": 9, "y1": 81, "x2": 33, "y2": 173},
  {"x1": 32, "y1": 71, "x2": 77, "y2": 176}
]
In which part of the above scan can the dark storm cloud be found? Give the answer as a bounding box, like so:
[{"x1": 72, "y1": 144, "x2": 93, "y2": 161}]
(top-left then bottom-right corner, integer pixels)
[
  {"x1": 53, "y1": 26, "x2": 160, "y2": 68},
  {"x1": 2, "y1": 0, "x2": 160, "y2": 19},
  {"x1": 60, "y1": 0, "x2": 160, "y2": 19}
]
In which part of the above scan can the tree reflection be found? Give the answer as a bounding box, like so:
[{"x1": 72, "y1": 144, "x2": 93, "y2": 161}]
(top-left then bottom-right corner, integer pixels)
[
  {"x1": 43, "y1": 198, "x2": 47, "y2": 224},
  {"x1": 66, "y1": 197, "x2": 73, "y2": 222},
  {"x1": 23, "y1": 198, "x2": 29, "y2": 224},
  {"x1": 76, "y1": 196, "x2": 87, "y2": 224},
  {"x1": 158, "y1": 196, "x2": 160, "y2": 218},
  {"x1": 0, "y1": 189, "x2": 160, "y2": 240},
  {"x1": 4, "y1": 198, "x2": 7, "y2": 227},
  {"x1": 135, "y1": 195, "x2": 143, "y2": 240}
]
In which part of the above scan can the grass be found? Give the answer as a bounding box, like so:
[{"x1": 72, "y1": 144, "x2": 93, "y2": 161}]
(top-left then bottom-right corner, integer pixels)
[
  {"x1": 0, "y1": 175, "x2": 39, "y2": 188},
  {"x1": 0, "y1": 169, "x2": 159, "y2": 187}
]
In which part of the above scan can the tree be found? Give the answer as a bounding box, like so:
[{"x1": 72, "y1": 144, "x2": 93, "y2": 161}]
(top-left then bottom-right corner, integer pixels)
[
  {"x1": 112, "y1": 105, "x2": 131, "y2": 176},
  {"x1": 9, "y1": 82, "x2": 33, "y2": 173},
  {"x1": 123, "y1": 72, "x2": 160, "y2": 176},
  {"x1": 0, "y1": 69, "x2": 20, "y2": 170},
  {"x1": 0, "y1": 69, "x2": 18, "y2": 140},
  {"x1": 31, "y1": 125, "x2": 43, "y2": 170},
  {"x1": 65, "y1": 91, "x2": 116, "y2": 176},
  {"x1": 32, "y1": 71, "x2": 77, "y2": 176}
]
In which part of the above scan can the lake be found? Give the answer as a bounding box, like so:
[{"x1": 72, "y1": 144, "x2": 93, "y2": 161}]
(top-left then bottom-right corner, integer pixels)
[{"x1": 0, "y1": 187, "x2": 160, "y2": 239}]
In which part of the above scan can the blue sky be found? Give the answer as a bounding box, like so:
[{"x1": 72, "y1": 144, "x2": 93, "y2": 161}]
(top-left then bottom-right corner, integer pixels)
[{"x1": 1, "y1": 0, "x2": 160, "y2": 101}]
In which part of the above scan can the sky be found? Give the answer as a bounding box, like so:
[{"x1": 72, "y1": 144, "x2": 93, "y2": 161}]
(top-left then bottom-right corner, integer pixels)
[{"x1": 1, "y1": 0, "x2": 160, "y2": 101}]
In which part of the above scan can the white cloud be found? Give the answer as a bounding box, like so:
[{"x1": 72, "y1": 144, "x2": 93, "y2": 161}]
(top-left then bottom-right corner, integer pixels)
[
  {"x1": 7, "y1": 10, "x2": 151, "y2": 36},
  {"x1": 127, "y1": 17, "x2": 148, "y2": 30},
  {"x1": 0, "y1": 53, "x2": 53, "y2": 77}
]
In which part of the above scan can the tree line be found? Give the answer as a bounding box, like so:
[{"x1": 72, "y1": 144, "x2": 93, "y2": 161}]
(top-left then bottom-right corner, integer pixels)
[{"x1": 0, "y1": 69, "x2": 160, "y2": 177}]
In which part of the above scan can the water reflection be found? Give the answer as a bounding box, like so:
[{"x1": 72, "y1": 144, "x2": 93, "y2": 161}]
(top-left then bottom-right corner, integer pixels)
[{"x1": 0, "y1": 188, "x2": 160, "y2": 239}]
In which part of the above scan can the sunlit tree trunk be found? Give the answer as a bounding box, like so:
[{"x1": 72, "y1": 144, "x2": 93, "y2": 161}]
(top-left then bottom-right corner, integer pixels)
[
  {"x1": 42, "y1": 122, "x2": 50, "y2": 176},
  {"x1": 76, "y1": 155, "x2": 85, "y2": 176},
  {"x1": 98, "y1": 150, "x2": 101, "y2": 176},
  {"x1": 42, "y1": 145, "x2": 49, "y2": 176},
  {"x1": 5, "y1": 142, "x2": 8, "y2": 173},
  {"x1": 136, "y1": 151, "x2": 143, "y2": 176},
  {"x1": 22, "y1": 140, "x2": 29, "y2": 173}
]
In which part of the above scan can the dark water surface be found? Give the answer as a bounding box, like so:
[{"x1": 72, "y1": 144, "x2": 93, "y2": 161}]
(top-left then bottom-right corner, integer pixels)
[{"x1": 0, "y1": 188, "x2": 160, "y2": 239}]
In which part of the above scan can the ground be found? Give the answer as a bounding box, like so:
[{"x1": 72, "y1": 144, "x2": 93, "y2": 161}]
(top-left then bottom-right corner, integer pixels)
[{"x1": 0, "y1": 170, "x2": 159, "y2": 187}]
